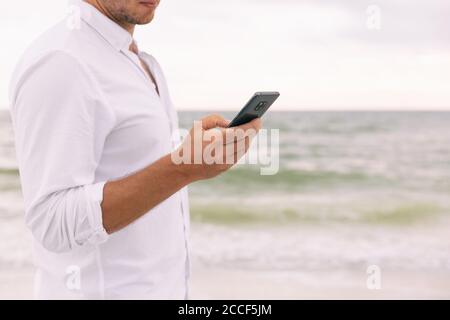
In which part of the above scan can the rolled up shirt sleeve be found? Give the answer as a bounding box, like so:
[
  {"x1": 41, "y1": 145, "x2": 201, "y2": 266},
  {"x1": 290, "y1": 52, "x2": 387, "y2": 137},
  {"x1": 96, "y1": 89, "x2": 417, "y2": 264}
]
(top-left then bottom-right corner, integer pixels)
[{"x1": 10, "y1": 50, "x2": 116, "y2": 253}]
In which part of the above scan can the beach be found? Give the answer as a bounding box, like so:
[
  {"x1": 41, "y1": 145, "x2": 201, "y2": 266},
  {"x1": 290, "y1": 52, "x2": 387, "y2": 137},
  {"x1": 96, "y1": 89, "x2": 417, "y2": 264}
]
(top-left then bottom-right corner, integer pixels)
[
  {"x1": 1, "y1": 110, "x2": 450, "y2": 299},
  {"x1": 1, "y1": 221, "x2": 450, "y2": 299},
  {"x1": 2, "y1": 222, "x2": 450, "y2": 300},
  {"x1": 3, "y1": 266, "x2": 450, "y2": 300}
]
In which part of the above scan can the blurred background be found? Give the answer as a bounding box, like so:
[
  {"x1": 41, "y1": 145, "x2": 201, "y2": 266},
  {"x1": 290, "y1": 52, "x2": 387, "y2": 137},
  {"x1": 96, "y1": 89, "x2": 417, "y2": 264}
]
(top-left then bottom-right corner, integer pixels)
[{"x1": 1, "y1": 0, "x2": 450, "y2": 299}]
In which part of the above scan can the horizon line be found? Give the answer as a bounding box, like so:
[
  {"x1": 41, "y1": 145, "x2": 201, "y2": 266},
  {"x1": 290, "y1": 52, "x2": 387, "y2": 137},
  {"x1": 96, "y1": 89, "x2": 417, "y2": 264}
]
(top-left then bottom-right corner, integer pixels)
[{"x1": 2, "y1": 107, "x2": 450, "y2": 113}]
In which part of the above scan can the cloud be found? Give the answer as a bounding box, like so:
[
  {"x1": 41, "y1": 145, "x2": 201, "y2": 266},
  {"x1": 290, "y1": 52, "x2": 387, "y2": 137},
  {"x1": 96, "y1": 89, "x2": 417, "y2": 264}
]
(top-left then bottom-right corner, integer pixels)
[{"x1": 1, "y1": 0, "x2": 449, "y2": 110}]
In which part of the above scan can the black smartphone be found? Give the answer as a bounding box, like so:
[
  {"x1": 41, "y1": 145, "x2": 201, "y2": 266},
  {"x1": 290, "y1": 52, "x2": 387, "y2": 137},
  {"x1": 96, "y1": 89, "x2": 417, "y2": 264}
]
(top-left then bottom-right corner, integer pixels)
[{"x1": 228, "y1": 92, "x2": 280, "y2": 127}]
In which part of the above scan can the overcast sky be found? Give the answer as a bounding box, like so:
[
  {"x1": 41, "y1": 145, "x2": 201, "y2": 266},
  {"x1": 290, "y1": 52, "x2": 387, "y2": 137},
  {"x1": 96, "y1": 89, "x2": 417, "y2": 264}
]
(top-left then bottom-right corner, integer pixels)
[{"x1": 1, "y1": 0, "x2": 449, "y2": 110}]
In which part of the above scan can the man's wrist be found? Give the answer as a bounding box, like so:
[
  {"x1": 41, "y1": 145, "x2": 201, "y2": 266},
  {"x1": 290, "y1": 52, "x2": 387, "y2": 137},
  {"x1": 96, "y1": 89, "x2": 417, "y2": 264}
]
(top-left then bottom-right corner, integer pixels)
[{"x1": 164, "y1": 153, "x2": 197, "y2": 186}]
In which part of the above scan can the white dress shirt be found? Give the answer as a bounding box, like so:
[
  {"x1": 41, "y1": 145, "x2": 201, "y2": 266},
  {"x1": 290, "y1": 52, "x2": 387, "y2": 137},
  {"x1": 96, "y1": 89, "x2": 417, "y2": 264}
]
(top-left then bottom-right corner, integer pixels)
[{"x1": 9, "y1": 0, "x2": 190, "y2": 299}]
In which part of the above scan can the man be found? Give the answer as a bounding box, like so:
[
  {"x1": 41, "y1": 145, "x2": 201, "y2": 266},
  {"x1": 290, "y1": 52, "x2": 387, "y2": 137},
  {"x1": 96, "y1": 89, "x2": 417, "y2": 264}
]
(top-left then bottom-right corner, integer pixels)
[{"x1": 9, "y1": 0, "x2": 260, "y2": 299}]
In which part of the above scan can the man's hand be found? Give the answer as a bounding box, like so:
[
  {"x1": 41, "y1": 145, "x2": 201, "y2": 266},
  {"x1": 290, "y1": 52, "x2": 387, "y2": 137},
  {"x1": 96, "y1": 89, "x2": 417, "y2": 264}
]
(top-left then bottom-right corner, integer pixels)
[
  {"x1": 172, "y1": 114, "x2": 262, "y2": 181},
  {"x1": 101, "y1": 114, "x2": 262, "y2": 233}
]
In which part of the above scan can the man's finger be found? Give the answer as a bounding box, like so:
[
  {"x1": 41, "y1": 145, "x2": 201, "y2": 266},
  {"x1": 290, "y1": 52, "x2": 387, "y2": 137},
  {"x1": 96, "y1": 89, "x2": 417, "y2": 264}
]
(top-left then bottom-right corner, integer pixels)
[
  {"x1": 217, "y1": 126, "x2": 258, "y2": 145},
  {"x1": 234, "y1": 117, "x2": 262, "y2": 132},
  {"x1": 222, "y1": 136, "x2": 251, "y2": 164},
  {"x1": 201, "y1": 114, "x2": 230, "y2": 130}
]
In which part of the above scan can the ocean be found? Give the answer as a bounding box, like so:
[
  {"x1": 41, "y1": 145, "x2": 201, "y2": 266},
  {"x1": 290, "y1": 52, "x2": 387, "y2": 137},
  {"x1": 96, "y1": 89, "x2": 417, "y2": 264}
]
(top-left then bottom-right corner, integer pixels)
[{"x1": 1, "y1": 110, "x2": 450, "y2": 277}]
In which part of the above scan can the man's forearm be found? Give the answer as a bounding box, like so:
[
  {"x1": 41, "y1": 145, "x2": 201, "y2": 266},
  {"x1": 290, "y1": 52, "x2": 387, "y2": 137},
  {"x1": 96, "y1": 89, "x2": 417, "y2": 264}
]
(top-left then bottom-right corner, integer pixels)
[
  {"x1": 100, "y1": 115, "x2": 261, "y2": 234},
  {"x1": 101, "y1": 153, "x2": 192, "y2": 233}
]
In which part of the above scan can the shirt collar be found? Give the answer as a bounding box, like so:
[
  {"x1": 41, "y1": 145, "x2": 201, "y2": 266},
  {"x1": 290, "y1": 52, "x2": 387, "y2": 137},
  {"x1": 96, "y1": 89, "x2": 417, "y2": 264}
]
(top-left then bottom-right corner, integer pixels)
[{"x1": 75, "y1": 0, "x2": 133, "y2": 51}]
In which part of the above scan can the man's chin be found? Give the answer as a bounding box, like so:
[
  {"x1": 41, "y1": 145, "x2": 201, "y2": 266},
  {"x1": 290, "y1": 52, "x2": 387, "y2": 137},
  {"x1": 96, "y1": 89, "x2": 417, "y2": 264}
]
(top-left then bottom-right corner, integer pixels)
[
  {"x1": 136, "y1": 13, "x2": 155, "y2": 25},
  {"x1": 136, "y1": 10, "x2": 155, "y2": 25}
]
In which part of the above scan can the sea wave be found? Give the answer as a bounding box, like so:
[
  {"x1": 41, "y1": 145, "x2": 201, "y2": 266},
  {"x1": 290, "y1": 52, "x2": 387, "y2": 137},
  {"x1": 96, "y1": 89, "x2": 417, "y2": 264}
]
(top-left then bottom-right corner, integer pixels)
[
  {"x1": 189, "y1": 201, "x2": 445, "y2": 226},
  {"x1": 0, "y1": 167, "x2": 19, "y2": 175},
  {"x1": 190, "y1": 166, "x2": 391, "y2": 195}
]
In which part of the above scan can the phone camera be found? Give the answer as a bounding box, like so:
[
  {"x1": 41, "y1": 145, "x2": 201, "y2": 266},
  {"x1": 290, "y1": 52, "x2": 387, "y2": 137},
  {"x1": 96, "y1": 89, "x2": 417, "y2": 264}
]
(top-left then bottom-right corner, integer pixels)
[{"x1": 255, "y1": 101, "x2": 267, "y2": 111}]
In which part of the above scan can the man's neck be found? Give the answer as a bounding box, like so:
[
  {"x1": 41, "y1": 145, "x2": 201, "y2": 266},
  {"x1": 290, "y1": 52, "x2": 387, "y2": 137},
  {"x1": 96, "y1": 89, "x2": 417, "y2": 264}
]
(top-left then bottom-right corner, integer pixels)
[{"x1": 84, "y1": 0, "x2": 135, "y2": 35}]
